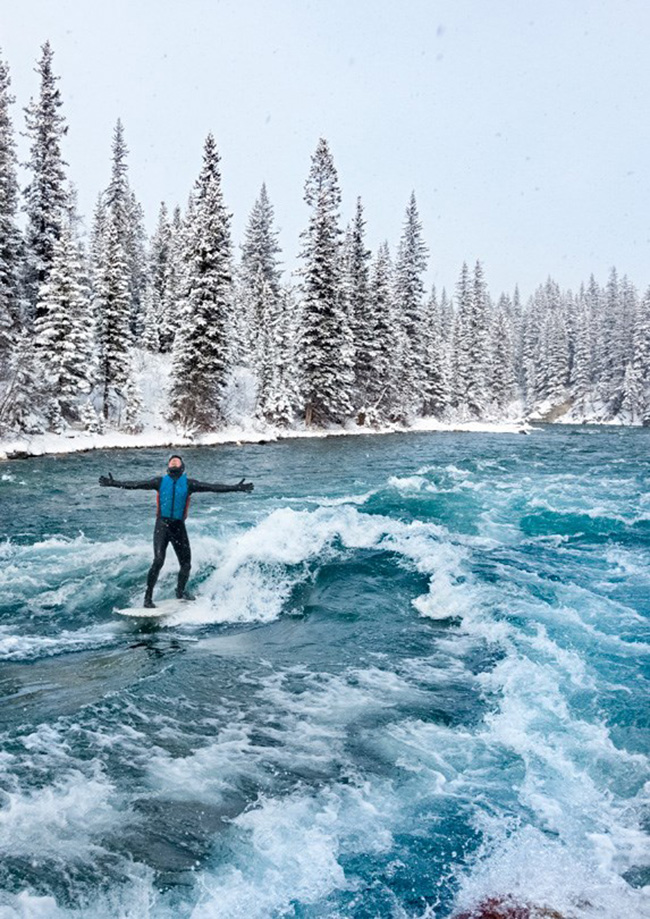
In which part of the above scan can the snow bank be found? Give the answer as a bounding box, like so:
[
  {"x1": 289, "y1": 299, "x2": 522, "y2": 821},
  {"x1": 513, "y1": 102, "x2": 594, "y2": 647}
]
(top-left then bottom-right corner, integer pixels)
[{"x1": 0, "y1": 418, "x2": 533, "y2": 461}]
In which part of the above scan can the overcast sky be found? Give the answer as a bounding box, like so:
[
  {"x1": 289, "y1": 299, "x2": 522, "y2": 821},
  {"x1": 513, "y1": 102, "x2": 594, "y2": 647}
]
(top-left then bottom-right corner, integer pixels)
[{"x1": 3, "y1": 0, "x2": 649, "y2": 298}]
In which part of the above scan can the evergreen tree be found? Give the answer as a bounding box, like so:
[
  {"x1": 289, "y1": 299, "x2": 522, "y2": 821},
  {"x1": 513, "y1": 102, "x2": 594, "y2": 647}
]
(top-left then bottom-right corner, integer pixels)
[
  {"x1": 366, "y1": 241, "x2": 399, "y2": 421},
  {"x1": 0, "y1": 329, "x2": 42, "y2": 432},
  {"x1": 299, "y1": 137, "x2": 353, "y2": 425},
  {"x1": 143, "y1": 201, "x2": 172, "y2": 352},
  {"x1": 169, "y1": 133, "x2": 233, "y2": 431},
  {"x1": 521, "y1": 291, "x2": 542, "y2": 411},
  {"x1": 94, "y1": 205, "x2": 133, "y2": 421},
  {"x1": 98, "y1": 120, "x2": 147, "y2": 340},
  {"x1": 393, "y1": 192, "x2": 428, "y2": 417},
  {"x1": 633, "y1": 288, "x2": 650, "y2": 424},
  {"x1": 489, "y1": 302, "x2": 517, "y2": 410},
  {"x1": 258, "y1": 285, "x2": 300, "y2": 426},
  {"x1": 542, "y1": 278, "x2": 569, "y2": 402},
  {"x1": 621, "y1": 362, "x2": 641, "y2": 423},
  {"x1": 34, "y1": 216, "x2": 94, "y2": 419},
  {"x1": 159, "y1": 204, "x2": 183, "y2": 352},
  {"x1": 452, "y1": 262, "x2": 472, "y2": 410},
  {"x1": 467, "y1": 260, "x2": 490, "y2": 413},
  {"x1": 570, "y1": 292, "x2": 593, "y2": 408},
  {"x1": 240, "y1": 182, "x2": 282, "y2": 372},
  {"x1": 602, "y1": 267, "x2": 621, "y2": 392},
  {"x1": 0, "y1": 52, "x2": 22, "y2": 372},
  {"x1": 126, "y1": 190, "x2": 148, "y2": 339},
  {"x1": 23, "y1": 41, "x2": 68, "y2": 318},
  {"x1": 420, "y1": 286, "x2": 448, "y2": 417},
  {"x1": 345, "y1": 197, "x2": 372, "y2": 407}
]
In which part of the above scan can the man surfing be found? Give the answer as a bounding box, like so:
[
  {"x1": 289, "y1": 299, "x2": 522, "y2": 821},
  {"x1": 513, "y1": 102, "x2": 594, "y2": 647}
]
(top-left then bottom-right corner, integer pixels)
[{"x1": 99, "y1": 454, "x2": 253, "y2": 608}]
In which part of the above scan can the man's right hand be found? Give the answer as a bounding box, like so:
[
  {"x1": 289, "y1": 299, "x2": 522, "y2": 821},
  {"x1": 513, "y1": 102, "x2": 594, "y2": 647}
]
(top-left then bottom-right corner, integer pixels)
[{"x1": 99, "y1": 473, "x2": 115, "y2": 487}]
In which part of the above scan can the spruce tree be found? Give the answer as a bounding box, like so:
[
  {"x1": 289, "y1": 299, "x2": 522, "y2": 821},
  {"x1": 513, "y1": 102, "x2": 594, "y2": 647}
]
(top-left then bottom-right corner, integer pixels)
[
  {"x1": 466, "y1": 260, "x2": 490, "y2": 414},
  {"x1": 240, "y1": 182, "x2": 282, "y2": 373},
  {"x1": 160, "y1": 204, "x2": 183, "y2": 352},
  {"x1": 367, "y1": 241, "x2": 399, "y2": 421},
  {"x1": 23, "y1": 41, "x2": 69, "y2": 319},
  {"x1": 0, "y1": 52, "x2": 22, "y2": 373},
  {"x1": 94, "y1": 206, "x2": 133, "y2": 421},
  {"x1": 0, "y1": 329, "x2": 42, "y2": 432},
  {"x1": 542, "y1": 278, "x2": 569, "y2": 403},
  {"x1": 299, "y1": 137, "x2": 353, "y2": 425},
  {"x1": 393, "y1": 192, "x2": 428, "y2": 417},
  {"x1": 98, "y1": 120, "x2": 147, "y2": 341},
  {"x1": 126, "y1": 190, "x2": 148, "y2": 339},
  {"x1": 633, "y1": 288, "x2": 650, "y2": 424},
  {"x1": 570, "y1": 293, "x2": 593, "y2": 408},
  {"x1": 452, "y1": 262, "x2": 472, "y2": 411},
  {"x1": 34, "y1": 215, "x2": 94, "y2": 420},
  {"x1": 169, "y1": 133, "x2": 233, "y2": 431},
  {"x1": 489, "y1": 303, "x2": 517, "y2": 410},
  {"x1": 345, "y1": 197, "x2": 372, "y2": 408},
  {"x1": 421, "y1": 286, "x2": 449, "y2": 417},
  {"x1": 143, "y1": 201, "x2": 172, "y2": 352},
  {"x1": 258, "y1": 285, "x2": 300, "y2": 426}
]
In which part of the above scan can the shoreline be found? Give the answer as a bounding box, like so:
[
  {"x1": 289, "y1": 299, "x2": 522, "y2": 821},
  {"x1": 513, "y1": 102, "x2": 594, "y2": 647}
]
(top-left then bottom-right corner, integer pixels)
[{"x1": 0, "y1": 418, "x2": 535, "y2": 461}]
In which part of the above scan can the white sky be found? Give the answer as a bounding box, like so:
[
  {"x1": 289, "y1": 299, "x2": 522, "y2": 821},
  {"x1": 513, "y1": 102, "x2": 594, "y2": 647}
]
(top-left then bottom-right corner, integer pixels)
[{"x1": 3, "y1": 0, "x2": 650, "y2": 299}]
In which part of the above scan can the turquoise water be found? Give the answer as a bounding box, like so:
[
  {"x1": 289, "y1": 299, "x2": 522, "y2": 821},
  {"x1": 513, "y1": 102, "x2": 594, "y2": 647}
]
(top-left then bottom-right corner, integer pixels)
[{"x1": 0, "y1": 428, "x2": 648, "y2": 918}]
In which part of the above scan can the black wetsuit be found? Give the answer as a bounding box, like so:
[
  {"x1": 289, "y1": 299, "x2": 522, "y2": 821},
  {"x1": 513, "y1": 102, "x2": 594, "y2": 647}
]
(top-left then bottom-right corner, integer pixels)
[{"x1": 102, "y1": 475, "x2": 247, "y2": 600}]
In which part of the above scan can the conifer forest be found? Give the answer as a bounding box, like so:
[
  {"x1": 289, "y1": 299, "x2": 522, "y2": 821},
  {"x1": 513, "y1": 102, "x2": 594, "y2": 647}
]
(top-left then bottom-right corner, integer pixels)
[{"x1": 1, "y1": 43, "x2": 649, "y2": 439}]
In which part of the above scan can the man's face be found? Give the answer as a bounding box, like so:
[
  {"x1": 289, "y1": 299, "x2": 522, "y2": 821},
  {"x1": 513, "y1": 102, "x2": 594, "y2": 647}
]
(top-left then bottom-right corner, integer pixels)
[{"x1": 169, "y1": 458, "x2": 182, "y2": 470}]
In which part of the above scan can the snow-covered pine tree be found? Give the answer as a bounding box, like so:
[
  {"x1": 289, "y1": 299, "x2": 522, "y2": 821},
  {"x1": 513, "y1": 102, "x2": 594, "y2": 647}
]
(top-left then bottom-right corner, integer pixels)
[
  {"x1": 621, "y1": 361, "x2": 641, "y2": 423},
  {"x1": 240, "y1": 182, "x2": 282, "y2": 374},
  {"x1": 633, "y1": 287, "x2": 650, "y2": 425},
  {"x1": 99, "y1": 120, "x2": 147, "y2": 341},
  {"x1": 542, "y1": 278, "x2": 569, "y2": 404},
  {"x1": 169, "y1": 133, "x2": 233, "y2": 431},
  {"x1": 159, "y1": 204, "x2": 183, "y2": 352},
  {"x1": 0, "y1": 52, "x2": 22, "y2": 376},
  {"x1": 421, "y1": 286, "x2": 448, "y2": 417},
  {"x1": 583, "y1": 274, "x2": 604, "y2": 392},
  {"x1": 617, "y1": 276, "x2": 639, "y2": 410},
  {"x1": 521, "y1": 290, "x2": 542, "y2": 412},
  {"x1": 258, "y1": 284, "x2": 300, "y2": 426},
  {"x1": 34, "y1": 213, "x2": 95, "y2": 421},
  {"x1": 141, "y1": 284, "x2": 160, "y2": 353},
  {"x1": 509, "y1": 285, "x2": 524, "y2": 383},
  {"x1": 451, "y1": 262, "x2": 472, "y2": 412},
  {"x1": 22, "y1": 41, "x2": 69, "y2": 319},
  {"x1": 393, "y1": 192, "x2": 428, "y2": 418},
  {"x1": 345, "y1": 197, "x2": 372, "y2": 411},
  {"x1": 570, "y1": 290, "x2": 593, "y2": 410},
  {"x1": 366, "y1": 241, "x2": 399, "y2": 422},
  {"x1": 489, "y1": 300, "x2": 517, "y2": 410},
  {"x1": 602, "y1": 267, "x2": 621, "y2": 397},
  {"x1": 299, "y1": 137, "x2": 353, "y2": 425},
  {"x1": 142, "y1": 201, "x2": 172, "y2": 352},
  {"x1": 126, "y1": 191, "x2": 148, "y2": 340},
  {"x1": 94, "y1": 205, "x2": 133, "y2": 421},
  {"x1": 0, "y1": 328, "x2": 42, "y2": 432},
  {"x1": 467, "y1": 260, "x2": 490, "y2": 414}
]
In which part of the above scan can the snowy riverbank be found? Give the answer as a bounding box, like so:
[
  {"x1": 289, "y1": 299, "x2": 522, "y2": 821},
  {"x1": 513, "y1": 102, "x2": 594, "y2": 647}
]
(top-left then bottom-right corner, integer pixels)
[{"x1": 0, "y1": 417, "x2": 534, "y2": 460}]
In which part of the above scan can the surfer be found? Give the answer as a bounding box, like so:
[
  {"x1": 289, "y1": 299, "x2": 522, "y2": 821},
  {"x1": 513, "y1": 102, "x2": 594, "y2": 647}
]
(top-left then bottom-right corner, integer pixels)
[{"x1": 99, "y1": 454, "x2": 253, "y2": 608}]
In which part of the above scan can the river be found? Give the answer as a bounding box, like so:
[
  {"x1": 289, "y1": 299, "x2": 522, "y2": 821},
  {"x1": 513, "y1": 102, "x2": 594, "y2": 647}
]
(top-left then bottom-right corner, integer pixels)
[{"x1": 0, "y1": 427, "x2": 648, "y2": 918}]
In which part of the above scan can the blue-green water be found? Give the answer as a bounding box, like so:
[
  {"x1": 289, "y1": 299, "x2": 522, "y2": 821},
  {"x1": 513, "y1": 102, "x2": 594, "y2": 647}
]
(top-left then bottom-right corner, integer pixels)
[{"x1": 0, "y1": 428, "x2": 648, "y2": 918}]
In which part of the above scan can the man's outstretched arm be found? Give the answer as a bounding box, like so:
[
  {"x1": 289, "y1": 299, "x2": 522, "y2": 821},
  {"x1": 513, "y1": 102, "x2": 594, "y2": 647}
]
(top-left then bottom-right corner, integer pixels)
[
  {"x1": 188, "y1": 477, "x2": 254, "y2": 494},
  {"x1": 99, "y1": 473, "x2": 162, "y2": 490}
]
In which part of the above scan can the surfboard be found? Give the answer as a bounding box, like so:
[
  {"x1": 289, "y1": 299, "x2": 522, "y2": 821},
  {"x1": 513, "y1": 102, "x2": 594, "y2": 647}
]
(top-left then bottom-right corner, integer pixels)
[{"x1": 115, "y1": 598, "x2": 188, "y2": 619}]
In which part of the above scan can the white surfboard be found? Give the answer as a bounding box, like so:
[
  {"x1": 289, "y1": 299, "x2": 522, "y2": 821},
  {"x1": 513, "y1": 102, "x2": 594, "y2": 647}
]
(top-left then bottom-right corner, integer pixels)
[{"x1": 115, "y1": 598, "x2": 188, "y2": 619}]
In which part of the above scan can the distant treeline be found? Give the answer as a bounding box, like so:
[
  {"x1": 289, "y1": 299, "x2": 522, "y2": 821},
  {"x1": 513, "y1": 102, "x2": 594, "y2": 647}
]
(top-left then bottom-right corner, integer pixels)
[{"x1": 0, "y1": 43, "x2": 648, "y2": 435}]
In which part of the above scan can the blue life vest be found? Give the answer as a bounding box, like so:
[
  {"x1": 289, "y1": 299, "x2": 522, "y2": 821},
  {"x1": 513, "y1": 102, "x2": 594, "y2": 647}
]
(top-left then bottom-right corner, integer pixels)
[{"x1": 158, "y1": 473, "x2": 189, "y2": 520}]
